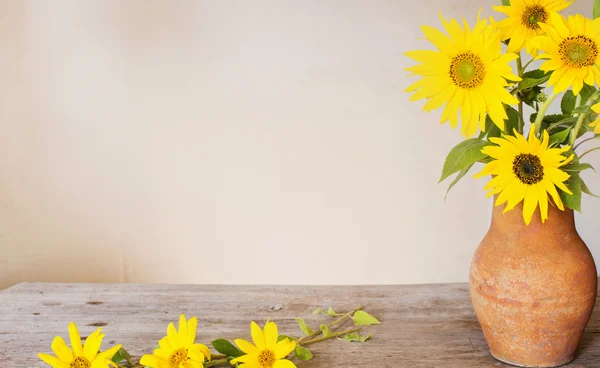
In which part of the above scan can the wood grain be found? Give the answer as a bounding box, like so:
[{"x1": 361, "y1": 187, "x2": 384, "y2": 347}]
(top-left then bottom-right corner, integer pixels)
[{"x1": 1, "y1": 282, "x2": 599, "y2": 367}]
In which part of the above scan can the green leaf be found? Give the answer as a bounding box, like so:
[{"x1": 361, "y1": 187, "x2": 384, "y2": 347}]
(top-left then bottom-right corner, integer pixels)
[
  {"x1": 562, "y1": 90, "x2": 577, "y2": 115},
  {"x1": 296, "y1": 318, "x2": 315, "y2": 335},
  {"x1": 327, "y1": 307, "x2": 339, "y2": 317},
  {"x1": 562, "y1": 163, "x2": 595, "y2": 172},
  {"x1": 505, "y1": 106, "x2": 520, "y2": 135},
  {"x1": 546, "y1": 117, "x2": 578, "y2": 133},
  {"x1": 439, "y1": 139, "x2": 490, "y2": 183},
  {"x1": 445, "y1": 164, "x2": 474, "y2": 201},
  {"x1": 501, "y1": 0, "x2": 510, "y2": 5},
  {"x1": 521, "y1": 86, "x2": 543, "y2": 109},
  {"x1": 344, "y1": 333, "x2": 372, "y2": 343},
  {"x1": 580, "y1": 85, "x2": 597, "y2": 101},
  {"x1": 111, "y1": 347, "x2": 130, "y2": 363},
  {"x1": 312, "y1": 308, "x2": 324, "y2": 315},
  {"x1": 294, "y1": 345, "x2": 313, "y2": 360},
  {"x1": 595, "y1": 0, "x2": 600, "y2": 19},
  {"x1": 560, "y1": 172, "x2": 582, "y2": 212},
  {"x1": 516, "y1": 70, "x2": 551, "y2": 91},
  {"x1": 573, "y1": 105, "x2": 592, "y2": 115},
  {"x1": 211, "y1": 339, "x2": 242, "y2": 358},
  {"x1": 352, "y1": 310, "x2": 382, "y2": 326},
  {"x1": 277, "y1": 335, "x2": 297, "y2": 343},
  {"x1": 320, "y1": 324, "x2": 333, "y2": 337},
  {"x1": 531, "y1": 113, "x2": 567, "y2": 131},
  {"x1": 479, "y1": 106, "x2": 518, "y2": 140},
  {"x1": 549, "y1": 128, "x2": 571, "y2": 147},
  {"x1": 582, "y1": 178, "x2": 600, "y2": 198},
  {"x1": 561, "y1": 87, "x2": 597, "y2": 116}
]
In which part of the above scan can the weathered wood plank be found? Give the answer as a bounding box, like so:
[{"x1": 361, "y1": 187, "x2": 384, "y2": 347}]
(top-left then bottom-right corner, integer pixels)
[{"x1": 0, "y1": 282, "x2": 599, "y2": 367}]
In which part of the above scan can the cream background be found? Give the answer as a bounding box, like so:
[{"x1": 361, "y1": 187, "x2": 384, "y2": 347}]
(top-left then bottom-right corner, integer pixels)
[{"x1": 1, "y1": 0, "x2": 599, "y2": 289}]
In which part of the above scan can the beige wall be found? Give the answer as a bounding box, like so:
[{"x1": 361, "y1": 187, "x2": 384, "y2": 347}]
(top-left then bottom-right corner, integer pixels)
[{"x1": 1, "y1": 0, "x2": 599, "y2": 289}]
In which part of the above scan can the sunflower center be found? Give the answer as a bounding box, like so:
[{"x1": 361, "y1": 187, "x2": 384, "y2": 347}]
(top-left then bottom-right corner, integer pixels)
[
  {"x1": 559, "y1": 36, "x2": 598, "y2": 68},
  {"x1": 258, "y1": 349, "x2": 276, "y2": 368},
  {"x1": 449, "y1": 52, "x2": 486, "y2": 89},
  {"x1": 169, "y1": 348, "x2": 188, "y2": 367},
  {"x1": 513, "y1": 153, "x2": 544, "y2": 185},
  {"x1": 69, "y1": 357, "x2": 91, "y2": 368},
  {"x1": 521, "y1": 5, "x2": 548, "y2": 30}
]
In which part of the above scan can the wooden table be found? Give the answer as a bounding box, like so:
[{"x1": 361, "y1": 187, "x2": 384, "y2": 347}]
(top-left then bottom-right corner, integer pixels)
[{"x1": 1, "y1": 282, "x2": 599, "y2": 367}]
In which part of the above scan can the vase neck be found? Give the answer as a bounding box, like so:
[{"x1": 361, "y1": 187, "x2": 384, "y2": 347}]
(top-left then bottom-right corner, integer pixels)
[{"x1": 490, "y1": 199, "x2": 575, "y2": 236}]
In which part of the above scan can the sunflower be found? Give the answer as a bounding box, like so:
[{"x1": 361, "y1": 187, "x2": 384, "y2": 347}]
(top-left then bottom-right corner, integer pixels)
[
  {"x1": 494, "y1": 0, "x2": 573, "y2": 54},
  {"x1": 475, "y1": 129, "x2": 574, "y2": 225},
  {"x1": 38, "y1": 322, "x2": 122, "y2": 368},
  {"x1": 529, "y1": 13, "x2": 600, "y2": 95},
  {"x1": 590, "y1": 103, "x2": 600, "y2": 133},
  {"x1": 405, "y1": 13, "x2": 520, "y2": 138},
  {"x1": 140, "y1": 315, "x2": 211, "y2": 368},
  {"x1": 231, "y1": 321, "x2": 297, "y2": 368}
]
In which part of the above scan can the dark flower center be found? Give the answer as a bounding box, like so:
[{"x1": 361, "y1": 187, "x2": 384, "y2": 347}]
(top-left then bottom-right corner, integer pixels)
[
  {"x1": 521, "y1": 5, "x2": 548, "y2": 30},
  {"x1": 70, "y1": 357, "x2": 90, "y2": 368},
  {"x1": 169, "y1": 348, "x2": 188, "y2": 367},
  {"x1": 513, "y1": 153, "x2": 544, "y2": 185}
]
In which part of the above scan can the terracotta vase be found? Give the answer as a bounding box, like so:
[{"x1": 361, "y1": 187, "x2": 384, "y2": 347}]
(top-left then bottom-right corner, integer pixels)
[{"x1": 470, "y1": 200, "x2": 597, "y2": 367}]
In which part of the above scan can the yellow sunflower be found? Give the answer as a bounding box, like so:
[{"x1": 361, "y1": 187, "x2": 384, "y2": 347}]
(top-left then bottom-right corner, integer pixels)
[
  {"x1": 405, "y1": 13, "x2": 520, "y2": 138},
  {"x1": 475, "y1": 129, "x2": 574, "y2": 225},
  {"x1": 590, "y1": 103, "x2": 600, "y2": 133},
  {"x1": 530, "y1": 13, "x2": 600, "y2": 95},
  {"x1": 494, "y1": 0, "x2": 573, "y2": 54},
  {"x1": 38, "y1": 322, "x2": 122, "y2": 368},
  {"x1": 231, "y1": 321, "x2": 297, "y2": 368},
  {"x1": 140, "y1": 315, "x2": 211, "y2": 368}
]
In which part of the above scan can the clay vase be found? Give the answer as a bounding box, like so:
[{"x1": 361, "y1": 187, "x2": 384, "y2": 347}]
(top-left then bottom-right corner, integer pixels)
[{"x1": 470, "y1": 200, "x2": 597, "y2": 367}]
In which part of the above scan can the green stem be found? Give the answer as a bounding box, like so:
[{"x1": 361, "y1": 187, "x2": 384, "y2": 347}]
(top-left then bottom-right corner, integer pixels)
[
  {"x1": 518, "y1": 101, "x2": 525, "y2": 134},
  {"x1": 300, "y1": 327, "x2": 362, "y2": 346},
  {"x1": 534, "y1": 91, "x2": 559, "y2": 135},
  {"x1": 570, "y1": 112, "x2": 587, "y2": 147},
  {"x1": 516, "y1": 52, "x2": 523, "y2": 75},
  {"x1": 297, "y1": 306, "x2": 363, "y2": 344},
  {"x1": 573, "y1": 135, "x2": 600, "y2": 151},
  {"x1": 579, "y1": 147, "x2": 600, "y2": 159},
  {"x1": 516, "y1": 53, "x2": 524, "y2": 134},
  {"x1": 204, "y1": 359, "x2": 229, "y2": 368},
  {"x1": 521, "y1": 58, "x2": 535, "y2": 72}
]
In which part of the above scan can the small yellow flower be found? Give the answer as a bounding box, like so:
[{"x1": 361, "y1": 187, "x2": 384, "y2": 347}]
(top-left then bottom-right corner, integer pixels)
[
  {"x1": 231, "y1": 321, "x2": 297, "y2": 368},
  {"x1": 405, "y1": 13, "x2": 520, "y2": 138},
  {"x1": 530, "y1": 13, "x2": 600, "y2": 95},
  {"x1": 140, "y1": 314, "x2": 211, "y2": 368},
  {"x1": 590, "y1": 103, "x2": 600, "y2": 133},
  {"x1": 494, "y1": 0, "x2": 573, "y2": 54},
  {"x1": 475, "y1": 129, "x2": 574, "y2": 225},
  {"x1": 38, "y1": 322, "x2": 122, "y2": 368}
]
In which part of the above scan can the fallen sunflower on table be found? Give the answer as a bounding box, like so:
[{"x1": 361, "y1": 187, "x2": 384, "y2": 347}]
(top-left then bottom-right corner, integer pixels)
[{"x1": 38, "y1": 322, "x2": 121, "y2": 368}]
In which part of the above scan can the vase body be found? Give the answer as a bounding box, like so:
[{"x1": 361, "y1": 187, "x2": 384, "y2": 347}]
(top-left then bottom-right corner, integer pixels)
[{"x1": 470, "y1": 201, "x2": 597, "y2": 367}]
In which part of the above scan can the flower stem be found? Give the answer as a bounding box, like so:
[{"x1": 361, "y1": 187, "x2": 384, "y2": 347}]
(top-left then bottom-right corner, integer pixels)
[
  {"x1": 573, "y1": 135, "x2": 600, "y2": 151},
  {"x1": 204, "y1": 359, "x2": 229, "y2": 367},
  {"x1": 297, "y1": 306, "x2": 363, "y2": 344},
  {"x1": 516, "y1": 53, "x2": 525, "y2": 134},
  {"x1": 579, "y1": 147, "x2": 600, "y2": 159},
  {"x1": 534, "y1": 91, "x2": 559, "y2": 135},
  {"x1": 570, "y1": 112, "x2": 587, "y2": 147},
  {"x1": 300, "y1": 327, "x2": 362, "y2": 346}
]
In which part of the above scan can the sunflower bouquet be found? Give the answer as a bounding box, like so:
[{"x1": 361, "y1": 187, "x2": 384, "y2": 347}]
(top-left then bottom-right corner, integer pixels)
[{"x1": 406, "y1": 0, "x2": 600, "y2": 225}]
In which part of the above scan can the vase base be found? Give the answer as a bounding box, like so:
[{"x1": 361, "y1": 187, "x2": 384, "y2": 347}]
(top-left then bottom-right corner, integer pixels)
[{"x1": 491, "y1": 351, "x2": 575, "y2": 368}]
